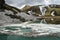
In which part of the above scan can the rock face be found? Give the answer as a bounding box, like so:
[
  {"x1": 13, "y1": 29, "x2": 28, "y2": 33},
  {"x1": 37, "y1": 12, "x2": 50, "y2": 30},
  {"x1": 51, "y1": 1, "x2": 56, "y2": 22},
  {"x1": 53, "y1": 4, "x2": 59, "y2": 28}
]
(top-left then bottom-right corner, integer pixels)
[
  {"x1": 0, "y1": 10, "x2": 37, "y2": 26},
  {"x1": 0, "y1": 10, "x2": 22, "y2": 26},
  {"x1": 16, "y1": 12, "x2": 37, "y2": 21},
  {"x1": 21, "y1": 5, "x2": 42, "y2": 16},
  {"x1": 0, "y1": 0, "x2": 5, "y2": 9}
]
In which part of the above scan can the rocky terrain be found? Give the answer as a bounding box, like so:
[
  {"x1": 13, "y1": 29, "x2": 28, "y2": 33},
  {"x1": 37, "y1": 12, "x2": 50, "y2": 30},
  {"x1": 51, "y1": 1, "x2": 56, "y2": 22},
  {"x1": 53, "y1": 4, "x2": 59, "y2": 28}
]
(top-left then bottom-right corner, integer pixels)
[{"x1": 0, "y1": 10, "x2": 37, "y2": 26}]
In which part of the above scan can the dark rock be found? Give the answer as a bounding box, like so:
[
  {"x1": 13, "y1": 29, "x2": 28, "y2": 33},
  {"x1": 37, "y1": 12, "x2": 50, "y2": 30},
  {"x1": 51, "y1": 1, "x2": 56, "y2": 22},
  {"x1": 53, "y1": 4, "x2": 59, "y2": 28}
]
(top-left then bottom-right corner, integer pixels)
[{"x1": 0, "y1": 0, "x2": 5, "y2": 10}]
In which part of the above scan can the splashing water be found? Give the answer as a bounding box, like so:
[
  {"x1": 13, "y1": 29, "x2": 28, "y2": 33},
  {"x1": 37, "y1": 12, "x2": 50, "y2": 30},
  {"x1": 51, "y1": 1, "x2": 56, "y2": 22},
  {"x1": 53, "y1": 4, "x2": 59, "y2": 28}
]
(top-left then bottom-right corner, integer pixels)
[{"x1": 0, "y1": 21, "x2": 60, "y2": 37}]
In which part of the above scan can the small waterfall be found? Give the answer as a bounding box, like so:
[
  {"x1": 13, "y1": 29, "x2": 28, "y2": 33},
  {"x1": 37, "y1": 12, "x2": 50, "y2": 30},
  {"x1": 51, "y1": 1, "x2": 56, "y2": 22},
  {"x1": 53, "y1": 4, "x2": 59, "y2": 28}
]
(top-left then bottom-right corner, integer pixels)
[{"x1": 39, "y1": 6, "x2": 46, "y2": 16}]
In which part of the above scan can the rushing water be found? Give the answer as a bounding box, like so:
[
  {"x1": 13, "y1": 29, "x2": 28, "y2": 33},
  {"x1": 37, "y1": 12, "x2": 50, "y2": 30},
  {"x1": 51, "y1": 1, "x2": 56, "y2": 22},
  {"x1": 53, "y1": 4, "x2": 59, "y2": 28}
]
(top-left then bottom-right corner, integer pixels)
[
  {"x1": 0, "y1": 18, "x2": 60, "y2": 40},
  {"x1": 0, "y1": 25, "x2": 60, "y2": 40}
]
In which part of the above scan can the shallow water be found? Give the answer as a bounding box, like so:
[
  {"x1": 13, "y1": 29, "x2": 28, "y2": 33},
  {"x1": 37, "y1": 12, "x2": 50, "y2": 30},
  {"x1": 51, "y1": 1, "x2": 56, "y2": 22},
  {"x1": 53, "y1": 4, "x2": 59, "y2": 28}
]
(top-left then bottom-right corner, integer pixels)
[{"x1": 0, "y1": 34, "x2": 60, "y2": 40}]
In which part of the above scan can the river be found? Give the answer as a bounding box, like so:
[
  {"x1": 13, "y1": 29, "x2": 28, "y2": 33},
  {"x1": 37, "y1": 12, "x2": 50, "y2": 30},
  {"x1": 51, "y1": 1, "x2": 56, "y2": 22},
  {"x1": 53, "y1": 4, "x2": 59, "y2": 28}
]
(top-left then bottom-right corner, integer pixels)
[{"x1": 0, "y1": 19, "x2": 60, "y2": 40}]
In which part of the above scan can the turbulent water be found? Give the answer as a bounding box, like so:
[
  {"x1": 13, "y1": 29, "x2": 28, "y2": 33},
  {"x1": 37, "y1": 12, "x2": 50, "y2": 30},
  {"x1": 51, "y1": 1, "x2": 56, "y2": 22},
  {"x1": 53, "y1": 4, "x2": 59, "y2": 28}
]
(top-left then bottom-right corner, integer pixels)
[{"x1": 0, "y1": 21, "x2": 60, "y2": 40}]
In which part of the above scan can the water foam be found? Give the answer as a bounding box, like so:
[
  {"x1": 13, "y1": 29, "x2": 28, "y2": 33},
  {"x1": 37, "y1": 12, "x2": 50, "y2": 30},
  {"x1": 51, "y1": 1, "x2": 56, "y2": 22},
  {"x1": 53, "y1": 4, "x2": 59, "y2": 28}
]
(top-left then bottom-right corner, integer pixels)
[{"x1": 0, "y1": 21, "x2": 60, "y2": 37}]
